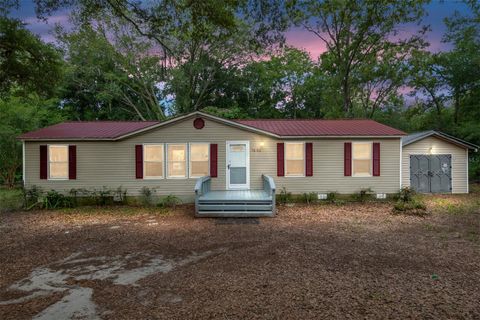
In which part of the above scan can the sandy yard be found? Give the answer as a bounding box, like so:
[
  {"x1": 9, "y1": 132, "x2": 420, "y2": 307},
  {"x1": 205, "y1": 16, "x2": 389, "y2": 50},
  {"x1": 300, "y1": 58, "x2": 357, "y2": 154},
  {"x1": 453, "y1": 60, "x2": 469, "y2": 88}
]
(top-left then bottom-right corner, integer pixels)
[{"x1": 0, "y1": 196, "x2": 479, "y2": 319}]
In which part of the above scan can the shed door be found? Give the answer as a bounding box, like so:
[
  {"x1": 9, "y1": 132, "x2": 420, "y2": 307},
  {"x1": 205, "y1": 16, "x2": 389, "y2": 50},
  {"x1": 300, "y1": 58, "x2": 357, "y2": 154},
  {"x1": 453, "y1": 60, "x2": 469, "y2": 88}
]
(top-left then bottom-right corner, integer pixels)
[{"x1": 410, "y1": 155, "x2": 451, "y2": 193}]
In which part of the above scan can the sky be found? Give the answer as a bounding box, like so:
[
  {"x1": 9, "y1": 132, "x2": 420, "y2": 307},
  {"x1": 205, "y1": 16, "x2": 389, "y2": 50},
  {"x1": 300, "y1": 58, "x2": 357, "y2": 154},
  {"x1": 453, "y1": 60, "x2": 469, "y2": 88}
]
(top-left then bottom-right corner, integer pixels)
[{"x1": 9, "y1": 0, "x2": 470, "y2": 58}]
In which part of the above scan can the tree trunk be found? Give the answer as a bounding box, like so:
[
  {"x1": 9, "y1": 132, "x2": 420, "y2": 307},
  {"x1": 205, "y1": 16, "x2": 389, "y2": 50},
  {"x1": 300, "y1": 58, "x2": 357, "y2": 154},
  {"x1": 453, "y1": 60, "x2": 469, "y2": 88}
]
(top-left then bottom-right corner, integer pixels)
[
  {"x1": 454, "y1": 90, "x2": 460, "y2": 124},
  {"x1": 342, "y1": 77, "x2": 351, "y2": 116}
]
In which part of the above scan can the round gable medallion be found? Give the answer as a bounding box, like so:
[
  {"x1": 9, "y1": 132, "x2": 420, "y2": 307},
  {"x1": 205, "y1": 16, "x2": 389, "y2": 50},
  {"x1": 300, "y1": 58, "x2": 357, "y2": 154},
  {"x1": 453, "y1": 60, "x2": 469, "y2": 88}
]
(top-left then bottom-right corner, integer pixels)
[{"x1": 193, "y1": 117, "x2": 205, "y2": 129}]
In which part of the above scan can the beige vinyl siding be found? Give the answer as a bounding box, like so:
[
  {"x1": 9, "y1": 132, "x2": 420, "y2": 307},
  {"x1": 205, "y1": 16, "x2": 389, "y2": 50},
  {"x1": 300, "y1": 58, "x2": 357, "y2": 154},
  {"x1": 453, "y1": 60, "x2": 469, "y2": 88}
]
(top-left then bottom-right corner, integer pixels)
[
  {"x1": 402, "y1": 136, "x2": 468, "y2": 193},
  {"x1": 24, "y1": 116, "x2": 402, "y2": 200}
]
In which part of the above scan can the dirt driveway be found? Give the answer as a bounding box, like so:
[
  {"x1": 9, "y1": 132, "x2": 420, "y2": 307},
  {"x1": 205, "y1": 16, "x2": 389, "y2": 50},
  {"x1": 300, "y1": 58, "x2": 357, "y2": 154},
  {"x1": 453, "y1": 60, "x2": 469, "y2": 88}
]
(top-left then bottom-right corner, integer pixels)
[{"x1": 1, "y1": 200, "x2": 479, "y2": 319}]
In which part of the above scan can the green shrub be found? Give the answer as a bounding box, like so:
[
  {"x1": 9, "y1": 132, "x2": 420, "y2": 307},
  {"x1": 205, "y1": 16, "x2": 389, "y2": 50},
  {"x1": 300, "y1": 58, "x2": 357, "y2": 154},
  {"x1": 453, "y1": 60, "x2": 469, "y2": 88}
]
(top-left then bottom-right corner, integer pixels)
[
  {"x1": 158, "y1": 194, "x2": 181, "y2": 209},
  {"x1": 353, "y1": 188, "x2": 373, "y2": 202},
  {"x1": 23, "y1": 185, "x2": 43, "y2": 209},
  {"x1": 278, "y1": 187, "x2": 292, "y2": 205},
  {"x1": 43, "y1": 190, "x2": 73, "y2": 209},
  {"x1": 393, "y1": 197, "x2": 427, "y2": 216},
  {"x1": 397, "y1": 187, "x2": 415, "y2": 203},
  {"x1": 68, "y1": 188, "x2": 82, "y2": 207},
  {"x1": 302, "y1": 192, "x2": 317, "y2": 204},
  {"x1": 326, "y1": 191, "x2": 339, "y2": 204},
  {"x1": 140, "y1": 186, "x2": 155, "y2": 206},
  {"x1": 392, "y1": 186, "x2": 427, "y2": 215},
  {"x1": 90, "y1": 187, "x2": 113, "y2": 205}
]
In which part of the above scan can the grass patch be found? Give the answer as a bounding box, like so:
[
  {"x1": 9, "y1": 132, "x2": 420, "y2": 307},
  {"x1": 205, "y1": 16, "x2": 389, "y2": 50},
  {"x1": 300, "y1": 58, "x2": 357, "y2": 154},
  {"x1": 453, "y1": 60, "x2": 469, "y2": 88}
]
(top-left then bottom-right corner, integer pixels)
[
  {"x1": 0, "y1": 188, "x2": 23, "y2": 212},
  {"x1": 57, "y1": 205, "x2": 177, "y2": 216},
  {"x1": 428, "y1": 196, "x2": 480, "y2": 215}
]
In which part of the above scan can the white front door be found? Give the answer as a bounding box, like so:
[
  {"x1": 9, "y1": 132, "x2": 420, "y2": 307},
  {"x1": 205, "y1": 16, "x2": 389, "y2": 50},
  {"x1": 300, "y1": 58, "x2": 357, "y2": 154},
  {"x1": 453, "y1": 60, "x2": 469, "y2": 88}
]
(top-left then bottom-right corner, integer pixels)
[{"x1": 226, "y1": 141, "x2": 250, "y2": 190}]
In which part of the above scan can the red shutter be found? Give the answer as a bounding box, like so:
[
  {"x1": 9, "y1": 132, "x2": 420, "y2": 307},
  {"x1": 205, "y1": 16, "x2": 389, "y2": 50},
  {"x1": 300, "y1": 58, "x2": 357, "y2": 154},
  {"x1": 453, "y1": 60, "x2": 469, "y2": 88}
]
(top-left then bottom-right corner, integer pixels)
[
  {"x1": 210, "y1": 143, "x2": 218, "y2": 177},
  {"x1": 344, "y1": 142, "x2": 352, "y2": 176},
  {"x1": 68, "y1": 145, "x2": 77, "y2": 180},
  {"x1": 135, "y1": 145, "x2": 143, "y2": 179},
  {"x1": 40, "y1": 145, "x2": 47, "y2": 179},
  {"x1": 373, "y1": 142, "x2": 380, "y2": 176},
  {"x1": 277, "y1": 143, "x2": 285, "y2": 176},
  {"x1": 305, "y1": 142, "x2": 313, "y2": 176}
]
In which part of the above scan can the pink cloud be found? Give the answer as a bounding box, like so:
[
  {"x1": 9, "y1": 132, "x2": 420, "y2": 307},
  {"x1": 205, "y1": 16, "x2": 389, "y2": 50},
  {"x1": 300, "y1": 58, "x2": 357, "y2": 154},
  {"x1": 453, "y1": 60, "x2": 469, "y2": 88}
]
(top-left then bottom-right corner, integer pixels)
[{"x1": 285, "y1": 28, "x2": 328, "y2": 60}]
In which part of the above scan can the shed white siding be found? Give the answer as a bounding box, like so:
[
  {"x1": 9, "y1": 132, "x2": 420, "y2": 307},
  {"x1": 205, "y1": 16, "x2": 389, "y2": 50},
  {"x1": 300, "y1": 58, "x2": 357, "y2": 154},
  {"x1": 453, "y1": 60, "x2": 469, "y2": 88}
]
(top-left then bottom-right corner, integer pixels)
[{"x1": 402, "y1": 136, "x2": 469, "y2": 193}]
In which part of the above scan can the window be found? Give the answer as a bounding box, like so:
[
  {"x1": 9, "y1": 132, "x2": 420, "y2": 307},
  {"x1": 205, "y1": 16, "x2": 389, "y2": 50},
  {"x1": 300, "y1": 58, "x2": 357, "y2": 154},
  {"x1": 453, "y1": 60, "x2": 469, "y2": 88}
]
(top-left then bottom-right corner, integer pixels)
[
  {"x1": 189, "y1": 143, "x2": 209, "y2": 178},
  {"x1": 285, "y1": 142, "x2": 304, "y2": 176},
  {"x1": 49, "y1": 145, "x2": 68, "y2": 179},
  {"x1": 144, "y1": 144, "x2": 164, "y2": 178},
  {"x1": 167, "y1": 144, "x2": 187, "y2": 178},
  {"x1": 352, "y1": 142, "x2": 372, "y2": 177}
]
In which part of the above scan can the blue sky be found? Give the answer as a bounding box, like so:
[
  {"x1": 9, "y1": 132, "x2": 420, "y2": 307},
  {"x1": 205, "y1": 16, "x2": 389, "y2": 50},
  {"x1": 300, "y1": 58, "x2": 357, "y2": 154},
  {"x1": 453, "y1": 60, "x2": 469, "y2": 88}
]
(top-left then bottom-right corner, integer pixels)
[{"x1": 10, "y1": 0, "x2": 470, "y2": 57}]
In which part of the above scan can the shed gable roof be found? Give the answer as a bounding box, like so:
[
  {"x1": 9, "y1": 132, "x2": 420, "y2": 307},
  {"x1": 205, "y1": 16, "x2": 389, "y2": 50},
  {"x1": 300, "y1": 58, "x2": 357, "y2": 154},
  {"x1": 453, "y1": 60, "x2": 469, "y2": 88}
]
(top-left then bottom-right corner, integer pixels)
[{"x1": 402, "y1": 130, "x2": 478, "y2": 151}]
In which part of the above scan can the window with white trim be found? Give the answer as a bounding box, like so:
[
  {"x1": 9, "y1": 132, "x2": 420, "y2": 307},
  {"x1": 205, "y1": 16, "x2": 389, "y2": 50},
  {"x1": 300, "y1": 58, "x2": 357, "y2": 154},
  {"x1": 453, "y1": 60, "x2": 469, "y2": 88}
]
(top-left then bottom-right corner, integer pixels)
[
  {"x1": 49, "y1": 145, "x2": 68, "y2": 179},
  {"x1": 167, "y1": 144, "x2": 187, "y2": 178},
  {"x1": 144, "y1": 144, "x2": 164, "y2": 178},
  {"x1": 189, "y1": 143, "x2": 209, "y2": 178},
  {"x1": 352, "y1": 142, "x2": 372, "y2": 177},
  {"x1": 285, "y1": 142, "x2": 304, "y2": 176}
]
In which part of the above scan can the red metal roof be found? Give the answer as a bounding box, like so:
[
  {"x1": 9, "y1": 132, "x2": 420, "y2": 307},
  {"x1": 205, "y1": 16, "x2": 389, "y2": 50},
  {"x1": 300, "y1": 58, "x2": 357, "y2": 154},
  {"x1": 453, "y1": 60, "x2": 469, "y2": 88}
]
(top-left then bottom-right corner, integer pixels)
[
  {"x1": 18, "y1": 114, "x2": 405, "y2": 140},
  {"x1": 235, "y1": 119, "x2": 406, "y2": 136},
  {"x1": 18, "y1": 121, "x2": 160, "y2": 140}
]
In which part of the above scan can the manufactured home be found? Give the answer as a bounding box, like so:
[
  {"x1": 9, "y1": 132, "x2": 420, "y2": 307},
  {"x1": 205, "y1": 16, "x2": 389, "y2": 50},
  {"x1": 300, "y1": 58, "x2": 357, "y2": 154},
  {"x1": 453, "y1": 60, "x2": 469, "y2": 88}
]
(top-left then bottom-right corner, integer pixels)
[{"x1": 18, "y1": 112, "x2": 478, "y2": 217}]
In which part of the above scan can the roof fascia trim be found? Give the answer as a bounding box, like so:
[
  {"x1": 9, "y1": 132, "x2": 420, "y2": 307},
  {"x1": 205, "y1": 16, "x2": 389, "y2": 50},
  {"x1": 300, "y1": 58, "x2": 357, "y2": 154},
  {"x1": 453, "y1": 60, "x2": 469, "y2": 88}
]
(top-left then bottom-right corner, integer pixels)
[
  {"x1": 403, "y1": 131, "x2": 479, "y2": 150},
  {"x1": 113, "y1": 111, "x2": 281, "y2": 140}
]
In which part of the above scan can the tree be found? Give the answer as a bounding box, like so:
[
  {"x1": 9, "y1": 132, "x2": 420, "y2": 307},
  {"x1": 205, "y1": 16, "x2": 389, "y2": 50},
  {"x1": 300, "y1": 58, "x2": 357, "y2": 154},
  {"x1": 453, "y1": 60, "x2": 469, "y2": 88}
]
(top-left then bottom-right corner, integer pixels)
[
  {"x1": 34, "y1": 0, "x2": 287, "y2": 115},
  {"x1": 407, "y1": 50, "x2": 446, "y2": 125},
  {"x1": 436, "y1": 36, "x2": 480, "y2": 124},
  {"x1": 210, "y1": 47, "x2": 320, "y2": 119},
  {"x1": 0, "y1": 95, "x2": 64, "y2": 187},
  {"x1": 0, "y1": 16, "x2": 63, "y2": 98},
  {"x1": 289, "y1": 0, "x2": 428, "y2": 116},
  {"x1": 58, "y1": 24, "x2": 166, "y2": 120},
  {"x1": 0, "y1": 15, "x2": 65, "y2": 186}
]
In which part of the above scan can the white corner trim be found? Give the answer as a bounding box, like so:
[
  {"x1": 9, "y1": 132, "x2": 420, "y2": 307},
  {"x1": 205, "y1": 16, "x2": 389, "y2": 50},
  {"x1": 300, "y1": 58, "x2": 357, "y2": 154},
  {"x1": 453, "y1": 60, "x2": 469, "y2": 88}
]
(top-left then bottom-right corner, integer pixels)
[
  {"x1": 399, "y1": 140, "x2": 403, "y2": 189},
  {"x1": 466, "y1": 148, "x2": 469, "y2": 194},
  {"x1": 22, "y1": 141, "x2": 26, "y2": 186}
]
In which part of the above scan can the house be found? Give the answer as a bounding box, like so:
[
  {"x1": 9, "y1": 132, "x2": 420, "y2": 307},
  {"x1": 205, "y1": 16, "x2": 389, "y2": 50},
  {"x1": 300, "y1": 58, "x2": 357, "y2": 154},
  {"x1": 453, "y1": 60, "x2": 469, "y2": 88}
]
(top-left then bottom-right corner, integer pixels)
[{"x1": 18, "y1": 111, "x2": 478, "y2": 217}]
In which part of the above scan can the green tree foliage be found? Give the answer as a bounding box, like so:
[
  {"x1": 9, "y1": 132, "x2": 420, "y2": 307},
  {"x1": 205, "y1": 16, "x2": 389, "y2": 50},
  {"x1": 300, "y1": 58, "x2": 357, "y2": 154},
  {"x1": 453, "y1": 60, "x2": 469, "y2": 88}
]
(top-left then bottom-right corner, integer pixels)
[
  {"x1": 0, "y1": 16, "x2": 63, "y2": 97},
  {"x1": 57, "y1": 24, "x2": 166, "y2": 120},
  {"x1": 0, "y1": 16, "x2": 65, "y2": 187},
  {"x1": 35, "y1": 0, "x2": 287, "y2": 114},
  {"x1": 232, "y1": 47, "x2": 327, "y2": 119},
  {"x1": 0, "y1": 95, "x2": 64, "y2": 187},
  {"x1": 288, "y1": 0, "x2": 428, "y2": 116}
]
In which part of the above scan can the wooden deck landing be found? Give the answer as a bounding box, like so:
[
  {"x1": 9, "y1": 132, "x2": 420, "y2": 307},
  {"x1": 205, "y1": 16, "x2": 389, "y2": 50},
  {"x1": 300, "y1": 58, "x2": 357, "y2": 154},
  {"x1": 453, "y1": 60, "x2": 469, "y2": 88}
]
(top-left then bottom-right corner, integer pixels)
[
  {"x1": 198, "y1": 190, "x2": 272, "y2": 202},
  {"x1": 194, "y1": 175, "x2": 276, "y2": 218}
]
